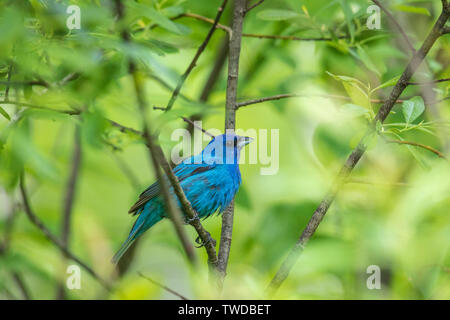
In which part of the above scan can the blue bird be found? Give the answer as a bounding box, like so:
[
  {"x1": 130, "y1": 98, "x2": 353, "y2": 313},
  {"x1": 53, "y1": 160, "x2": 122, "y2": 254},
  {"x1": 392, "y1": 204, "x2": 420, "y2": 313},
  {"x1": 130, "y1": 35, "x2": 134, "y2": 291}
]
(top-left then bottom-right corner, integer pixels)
[{"x1": 112, "y1": 133, "x2": 253, "y2": 263}]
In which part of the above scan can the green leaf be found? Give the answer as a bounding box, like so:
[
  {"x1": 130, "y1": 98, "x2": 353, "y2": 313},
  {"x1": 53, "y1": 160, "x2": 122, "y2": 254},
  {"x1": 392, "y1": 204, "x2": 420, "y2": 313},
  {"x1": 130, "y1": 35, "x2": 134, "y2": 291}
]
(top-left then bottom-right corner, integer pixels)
[
  {"x1": 393, "y1": 4, "x2": 430, "y2": 16},
  {"x1": 402, "y1": 96, "x2": 425, "y2": 125},
  {"x1": 127, "y1": 2, "x2": 185, "y2": 35},
  {"x1": 327, "y1": 71, "x2": 371, "y2": 111},
  {"x1": 0, "y1": 106, "x2": 11, "y2": 120},
  {"x1": 341, "y1": 103, "x2": 370, "y2": 117},
  {"x1": 356, "y1": 45, "x2": 380, "y2": 76},
  {"x1": 257, "y1": 9, "x2": 300, "y2": 21},
  {"x1": 339, "y1": 0, "x2": 355, "y2": 41},
  {"x1": 371, "y1": 75, "x2": 401, "y2": 93},
  {"x1": 342, "y1": 82, "x2": 371, "y2": 111}
]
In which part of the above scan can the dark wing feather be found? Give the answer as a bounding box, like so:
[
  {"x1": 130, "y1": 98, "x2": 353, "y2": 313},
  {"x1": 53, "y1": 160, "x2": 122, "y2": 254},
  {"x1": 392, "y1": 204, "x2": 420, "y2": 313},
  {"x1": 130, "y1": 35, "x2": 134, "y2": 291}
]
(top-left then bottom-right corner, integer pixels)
[
  {"x1": 127, "y1": 163, "x2": 215, "y2": 215},
  {"x1": 128, "y1": 181, "x2": 160, "y2": 214}
]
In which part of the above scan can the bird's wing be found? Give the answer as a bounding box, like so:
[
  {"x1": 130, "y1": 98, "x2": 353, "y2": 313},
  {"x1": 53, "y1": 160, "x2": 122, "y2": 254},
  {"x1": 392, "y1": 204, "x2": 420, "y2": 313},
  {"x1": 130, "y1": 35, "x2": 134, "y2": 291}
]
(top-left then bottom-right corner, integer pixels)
[{"x1": 127, "y1": 162, "x2": 216, "y2": 214}]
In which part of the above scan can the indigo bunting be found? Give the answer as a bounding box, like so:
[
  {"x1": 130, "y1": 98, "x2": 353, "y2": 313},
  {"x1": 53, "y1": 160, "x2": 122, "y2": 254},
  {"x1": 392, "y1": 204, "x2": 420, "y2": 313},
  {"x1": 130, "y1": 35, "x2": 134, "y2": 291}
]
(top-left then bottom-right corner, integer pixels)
[{"x1": 112, "y1": 133, "x2": 253, "y2": 263}]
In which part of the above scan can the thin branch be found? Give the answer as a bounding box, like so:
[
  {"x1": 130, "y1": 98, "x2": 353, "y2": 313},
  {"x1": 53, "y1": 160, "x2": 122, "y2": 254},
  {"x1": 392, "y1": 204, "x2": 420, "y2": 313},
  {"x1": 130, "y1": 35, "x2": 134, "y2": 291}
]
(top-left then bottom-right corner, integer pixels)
[
  {"x1": 114, "y1": 0, "x2": 197, "y2": 265},
  {"x1": 151, "y1": 145, "x2": 219, "y2": 271},
  {"x1": 346, "y1": 178, "x2": 412, "y2": 188},
  {"x1": 56, "y1": 127, "x2": 82, "y2": 299},
  {"x1": 0, "y1": 100, "x2": 81, "y2": 115},
  {"x1": 235, "y1": 93, "x2": 405, "y2": 109},
  {"x1": 372, "y1": 0, "x2": 416, "y2": 54},
  {"x1": 385, "y1": 139, "x2": 447, "y2": 159},
  {"x1": 163, "y1": 0, "x2": 228, "y2": 112},
  {"x1": 19, "y1": 174, "x2": 111, "y2": 291},
  {"x1": 181, "y1": 116, "x2": 215, "y2": 138},
  {"x1": 267, "y1": 3, "x2": 450, "y2": 296},
  {"x1": 186, "y1": 35, "x2": 229, "y2": 135},
  {"x1": 174, "y1": 13, "x2": 346, "y2": 41},
  {"x1": 108, "y1": 119, "x2": 142, "y2": 136},
  {"x1": 148, "y1": 74, "x2": 194, "y2": 103},
  {"x1": 138, "y1": 272, "x2": 189, "y2": 300},
  {"x1": 245, "y1": 0, "x2": 265, "y2": 15},
  {"x1": 0, "y1": 80, "x2": 49, "y2": 88},
  {"x1": 11, "y1": 272, "x2": 31, "y2": 300},
  {"x1": 217, "y1": 0, "x2": 246, "y2": 289},
  {"x1": 242, "y1": 33, "x2": 344, "y2": 41},
  {"x1": 407, "y1": 78, "x2": 450, "y2": 85}
]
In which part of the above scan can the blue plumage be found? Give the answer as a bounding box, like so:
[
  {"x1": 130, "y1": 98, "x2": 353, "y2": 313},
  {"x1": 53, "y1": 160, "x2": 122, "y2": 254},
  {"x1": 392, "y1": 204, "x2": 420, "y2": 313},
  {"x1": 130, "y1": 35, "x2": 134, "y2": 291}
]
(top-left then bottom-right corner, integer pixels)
[{"x1": 112, "y1": 133, "x2": 252, "y2": 263}]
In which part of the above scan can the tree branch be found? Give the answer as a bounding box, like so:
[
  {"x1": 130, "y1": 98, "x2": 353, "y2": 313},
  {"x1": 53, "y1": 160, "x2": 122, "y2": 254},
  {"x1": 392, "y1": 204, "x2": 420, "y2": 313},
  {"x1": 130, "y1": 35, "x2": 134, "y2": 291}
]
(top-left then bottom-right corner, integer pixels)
[
  {"x1": 163, "y1": 0, "x2": 228, "y2": 112},
  {"x1": 11, "y1": 272, "x2": 31, "y2": 300},
  {"x1": 181, "y1": 116, "x2": 215, "y2": 138},
  {"x1": 19, "y1": 174, "x2": 111, "y2": 291},
  {"x1": 173, "y1": 13, "x2": 346, "y2": 41},
  {"x1": 245, "y1": 0, "x2": 265, "y2": 15},
  {"x1": 56, "y1": 126, "x2": 82, "y2": 299},
  {"x1": 407, "y1": 78, "x2": 450, "y2": 85},
  {"x1": 235, "y1": 93, "x2": 406, "y2": 109},
  {"x1": 372, "y1": 0, "x2": 416, "y2": 54},
  {"x1": 267, "y1": 3, "x2": 450, "y2": 296},
  {"x1": 138, "y1": 272, "x2": 189, "y2": 300},
  {"x1": 114, "y1": 0, "x2": 197, "y2": 265},
  {"x1": 385, "y1": 139, "x2": 447, "y2": 159},
  {"x1": 217, "y1": 0, "x2": 246, "y2": 289}
]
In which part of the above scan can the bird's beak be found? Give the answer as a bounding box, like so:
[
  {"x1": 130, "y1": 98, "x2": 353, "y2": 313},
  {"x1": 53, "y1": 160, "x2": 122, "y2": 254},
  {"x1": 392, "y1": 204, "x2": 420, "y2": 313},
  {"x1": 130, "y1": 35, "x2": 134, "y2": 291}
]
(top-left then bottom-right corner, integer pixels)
[{"x1": 237, "y1": 136, "x2": 253, "y2": 148}]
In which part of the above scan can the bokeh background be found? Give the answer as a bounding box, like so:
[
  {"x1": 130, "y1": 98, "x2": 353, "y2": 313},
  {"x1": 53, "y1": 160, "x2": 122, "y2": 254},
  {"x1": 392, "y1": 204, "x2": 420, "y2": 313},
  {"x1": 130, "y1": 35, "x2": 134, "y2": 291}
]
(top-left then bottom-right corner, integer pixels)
[{"x1": 0, "y1": 0, "x2": 449, "y2": 299}]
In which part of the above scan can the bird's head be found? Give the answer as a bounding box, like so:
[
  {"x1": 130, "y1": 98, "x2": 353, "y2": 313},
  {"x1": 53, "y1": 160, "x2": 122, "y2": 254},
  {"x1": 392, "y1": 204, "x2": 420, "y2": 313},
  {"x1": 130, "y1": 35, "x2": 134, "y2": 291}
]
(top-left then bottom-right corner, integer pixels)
[{"x1": 201, "y1": 133, "x2": 253, "y2": 165}]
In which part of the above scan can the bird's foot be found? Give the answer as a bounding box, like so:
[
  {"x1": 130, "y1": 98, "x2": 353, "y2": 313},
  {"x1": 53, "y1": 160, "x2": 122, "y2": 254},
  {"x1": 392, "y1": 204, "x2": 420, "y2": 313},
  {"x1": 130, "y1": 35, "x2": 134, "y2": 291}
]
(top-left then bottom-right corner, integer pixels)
[
  {"x1": 195, "y1": 232, "x2": 216, "y2": 248},
  {"x1": 185, "y1": 212, "x2": 200, "y2": 224}
]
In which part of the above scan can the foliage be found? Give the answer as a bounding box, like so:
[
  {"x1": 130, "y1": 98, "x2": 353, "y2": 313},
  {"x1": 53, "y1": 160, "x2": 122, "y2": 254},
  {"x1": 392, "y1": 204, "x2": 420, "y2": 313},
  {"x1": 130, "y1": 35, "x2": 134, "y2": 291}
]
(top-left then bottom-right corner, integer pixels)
[{"x1": 0, "y1": 0, "x2": 449, "y2": 300}]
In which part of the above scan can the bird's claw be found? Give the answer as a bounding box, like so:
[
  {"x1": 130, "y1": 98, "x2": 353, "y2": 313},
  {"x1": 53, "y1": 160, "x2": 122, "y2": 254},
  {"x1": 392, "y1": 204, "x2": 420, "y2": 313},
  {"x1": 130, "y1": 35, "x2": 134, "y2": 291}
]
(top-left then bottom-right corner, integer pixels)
[
  {"x1": 185, "y1": 212, "x2": 200, "y2": 224},
  {"x1": 195, "y1": 233, "x2": 216, "y2": 248}
]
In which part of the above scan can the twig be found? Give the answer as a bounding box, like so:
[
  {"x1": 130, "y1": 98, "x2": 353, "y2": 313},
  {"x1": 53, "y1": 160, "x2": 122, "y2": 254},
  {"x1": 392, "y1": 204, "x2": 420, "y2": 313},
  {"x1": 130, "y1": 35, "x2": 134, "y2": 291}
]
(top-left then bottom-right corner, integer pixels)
[
  {"x1": 267, "y1": 2, "x2": 450, "y2": 295},
  {"x1": 235, "y1": 93, "x2": 405, "y2": 109},
  {"x1": 174, "y1": 13, "x2": 346, "y2": 41},
  {"x1": 138, "y1": 272, "x2": 189, "y2": 300},
  {"x1": 242, "y1": 33, "x2": 344, "y2": 41},
  {"x1": 56, "y1": 127, "x2": 82, "y2": 299},
  {"x1": 346, "y1": 178, "x2": 412, "y2": 188},
  {"x1": 108, "y1": 119, "x2": 142, "y2": 136},
  {"x1": 0, "y1": 100, "x2": 81, "y2": 115},
  {"x1": 245, "y1": 0, "x2": 265, "y2": 14},
  {"x1": 114, "y1": 0, "x2": 197, "y2": 265},
  {"x1": 148, "y1": 74, "x2": 194, "y2": 103},
  {"x1": 19, "y1": 173, "x2": 111, "y2": 290},
  {"x1": 0, "y1": 80, "x2": 49, "y2": 88},
  {"x1": 151, "y1": 145, "x2": 219, "y2": 271},
  {"x1": 385, "y1": 139, "x2": 447, "y2": 159},
  {"x1": 217, "y1": 0, "x2": 246, "y2": 290},
  {"x1": 407, "y1": 78, "x2": 450, "y2": 85},
  {"x1": 11, "y1": 272, "x2": 31, "y2": 300},
  {"x1": 186, "y1": 36, "x2": 229, "y2": 135},
  {"x1": 372, "y1": 0, "x2": 416, "y2": 54},
  {"x1": 163, "y1": 0, "x2": 228, "y2": 112},
  {"x1": 181, "y1": 116, "x2": 215, "y2": 138}
]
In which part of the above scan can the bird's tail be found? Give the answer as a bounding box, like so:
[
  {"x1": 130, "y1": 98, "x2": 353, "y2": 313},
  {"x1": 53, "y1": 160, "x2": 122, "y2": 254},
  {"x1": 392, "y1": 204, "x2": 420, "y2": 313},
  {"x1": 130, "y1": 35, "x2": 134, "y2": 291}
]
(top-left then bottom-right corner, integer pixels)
[
  {"x1": 111, "y1": 237, "x2": 136, "y2": 265},
  {"x1": 111, "y1": 210, "x2": 162, "y2": 264}
]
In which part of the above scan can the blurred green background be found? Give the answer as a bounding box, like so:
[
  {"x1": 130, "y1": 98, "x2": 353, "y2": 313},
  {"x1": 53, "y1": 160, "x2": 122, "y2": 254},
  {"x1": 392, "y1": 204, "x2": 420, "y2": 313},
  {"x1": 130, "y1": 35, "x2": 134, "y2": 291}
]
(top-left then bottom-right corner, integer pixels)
[{"x1": 0, "y1": 0, "x2": 449, "y2": 299}]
